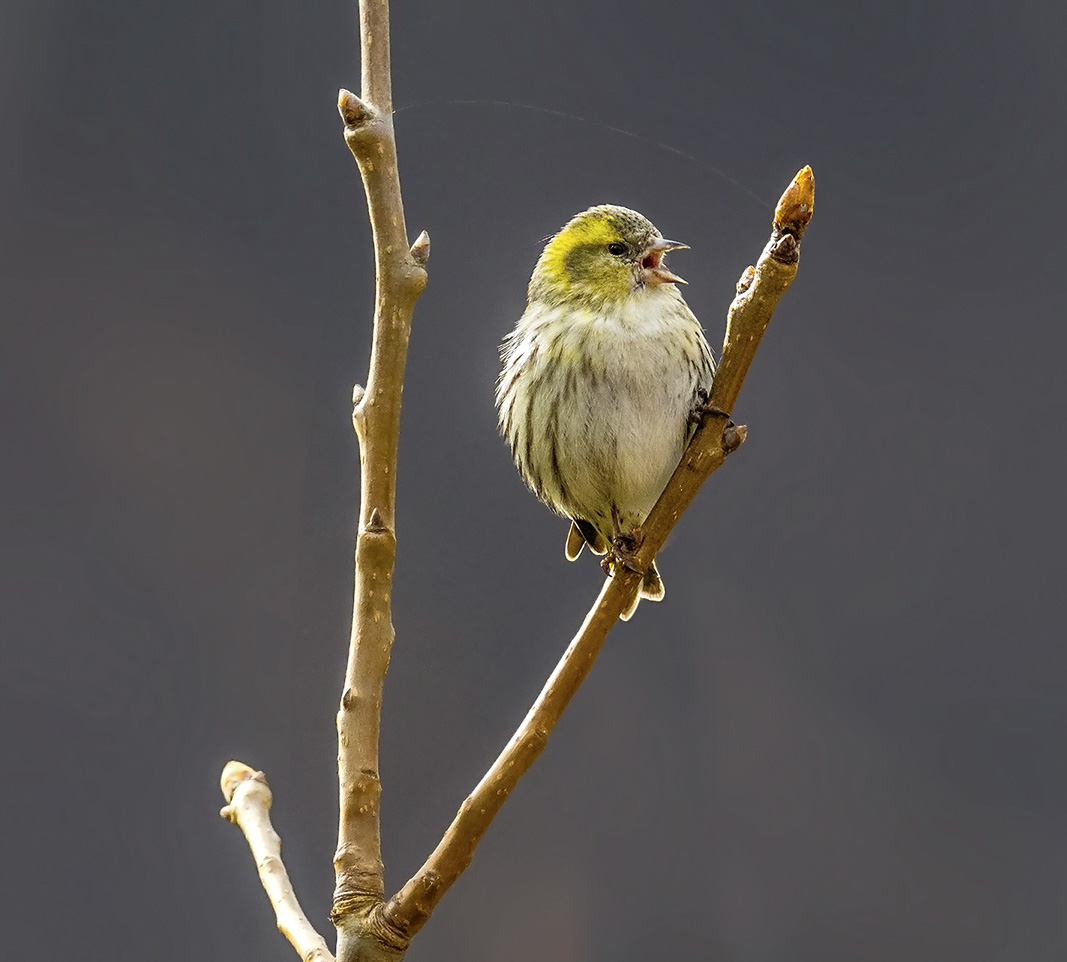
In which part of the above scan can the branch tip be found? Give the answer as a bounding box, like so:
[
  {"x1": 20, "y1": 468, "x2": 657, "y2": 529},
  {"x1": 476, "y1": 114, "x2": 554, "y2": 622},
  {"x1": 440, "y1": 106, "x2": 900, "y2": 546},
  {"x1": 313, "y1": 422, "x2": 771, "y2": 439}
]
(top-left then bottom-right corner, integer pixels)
[
  {"x1": 410, "y1": 230, "x2": 431, "y2": 266},
  {"x1": 220, "y1": 760, "x2": 261, "y2": 802},
  {"x1": 774, "y1": 165, "x2": 815, "y2": 236},
  {"x1": 338, "y1": 89, "x2": 372, "y2": 127},
  {"x1": 220, "y1": 760, "x2": 334, "y2": 962}
]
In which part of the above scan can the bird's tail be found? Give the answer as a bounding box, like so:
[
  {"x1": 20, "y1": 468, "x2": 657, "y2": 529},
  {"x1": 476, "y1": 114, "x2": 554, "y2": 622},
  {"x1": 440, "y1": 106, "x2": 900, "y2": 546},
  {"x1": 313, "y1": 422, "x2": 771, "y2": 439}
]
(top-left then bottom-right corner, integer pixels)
[
  {"x1": 565, "y1": 519, "x2": 608, "y2": 560},
  {"x1": 620, "y1": 559, "x2": 665, "y2": 621}
]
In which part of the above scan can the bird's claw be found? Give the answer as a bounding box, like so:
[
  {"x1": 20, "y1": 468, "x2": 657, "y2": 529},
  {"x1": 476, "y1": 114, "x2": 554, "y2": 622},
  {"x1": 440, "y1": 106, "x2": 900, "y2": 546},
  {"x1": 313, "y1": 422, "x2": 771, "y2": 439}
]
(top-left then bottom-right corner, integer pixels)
[
  {"x1": 605, "y1": 530, "x2": 643, "y2": 575},
  {"x1": 604, "y1": 505, "x2": 644, "y2": 574},
  {"x1": 688, "y1": 389, "x2": 732, "y2": 426}
]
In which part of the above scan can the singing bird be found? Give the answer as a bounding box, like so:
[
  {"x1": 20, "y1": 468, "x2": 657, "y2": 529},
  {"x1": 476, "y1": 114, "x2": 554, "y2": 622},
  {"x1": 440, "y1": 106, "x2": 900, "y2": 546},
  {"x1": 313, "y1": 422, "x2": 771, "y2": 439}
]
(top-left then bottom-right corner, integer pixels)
[{"x1": 497, "y1": 205, "x2": 715, "y2": 619}]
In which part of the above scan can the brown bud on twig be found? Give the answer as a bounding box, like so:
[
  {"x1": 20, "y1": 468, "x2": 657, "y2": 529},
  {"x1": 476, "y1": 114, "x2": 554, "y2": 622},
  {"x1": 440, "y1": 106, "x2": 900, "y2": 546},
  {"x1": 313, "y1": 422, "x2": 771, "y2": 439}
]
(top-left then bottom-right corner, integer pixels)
[
  {"x1": 722, "y1": 423, "x2": 748, "y2": 454},
  {"x1": 337, "y1": 88, "x2": 373, "y2": 128},
  {"x1": 774, "y1": 165, "x2": 815, "y2": 236},
  {"x1": 772, "y1": 233, "x2": 798, "y2": 263},
  {"x1": 410, "y1": 230, "x2": 431, "y2": 266}
]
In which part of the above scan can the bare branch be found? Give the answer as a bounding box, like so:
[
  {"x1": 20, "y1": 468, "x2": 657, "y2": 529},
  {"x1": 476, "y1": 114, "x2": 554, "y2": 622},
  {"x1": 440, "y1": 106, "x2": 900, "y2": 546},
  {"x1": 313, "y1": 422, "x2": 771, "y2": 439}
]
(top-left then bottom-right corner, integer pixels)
[
  {"x1": 709, "y1": 164, "x2": 814, "y2": 416},
  {"x1": 329, "y1": 0, "x2": 428, "y2": 958},
  {"x1": 219, "y1": 762, "x2": 335, "y2": 962},
  {"x1": 384, "y1": 167, "x2": 816, "y2": 940}
]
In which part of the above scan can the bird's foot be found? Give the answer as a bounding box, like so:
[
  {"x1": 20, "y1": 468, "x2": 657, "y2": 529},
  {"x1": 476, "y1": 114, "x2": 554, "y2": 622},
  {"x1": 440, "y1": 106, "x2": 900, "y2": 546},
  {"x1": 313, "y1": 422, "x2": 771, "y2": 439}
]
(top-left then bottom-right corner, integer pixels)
[
  {"x1": 607, "y1": 533, "x2": 643, "y2": 575},
  {"x1": 604, "y1": 505, "x2": 643, "y2": 575},
  {"x1": 688, "y1": 388, "x2": 731, "y2": 426}
]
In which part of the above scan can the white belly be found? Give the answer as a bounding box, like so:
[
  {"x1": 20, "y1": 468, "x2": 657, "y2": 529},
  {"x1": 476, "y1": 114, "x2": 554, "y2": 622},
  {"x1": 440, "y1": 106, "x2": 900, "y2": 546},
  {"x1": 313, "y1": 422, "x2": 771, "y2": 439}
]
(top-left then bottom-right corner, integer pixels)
[{"x1": 500, "y1": 286, "x2": 713, "y2": 537}]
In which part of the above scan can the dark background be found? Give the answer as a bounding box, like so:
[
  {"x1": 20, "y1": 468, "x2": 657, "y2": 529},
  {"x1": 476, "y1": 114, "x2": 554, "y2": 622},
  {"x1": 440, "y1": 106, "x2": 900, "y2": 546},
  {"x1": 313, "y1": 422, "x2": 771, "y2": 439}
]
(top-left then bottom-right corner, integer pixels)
[{"x1": 4, "y1": 1, "x2": 1067, "y2": 959}]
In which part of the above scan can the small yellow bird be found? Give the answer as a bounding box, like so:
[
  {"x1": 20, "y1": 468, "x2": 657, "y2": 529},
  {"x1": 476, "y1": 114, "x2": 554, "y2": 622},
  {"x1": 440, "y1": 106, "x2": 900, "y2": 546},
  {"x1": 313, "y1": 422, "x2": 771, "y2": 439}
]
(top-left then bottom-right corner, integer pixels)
[{"x1": 496, "y1": 205, "x2": 716, "y2": 620}]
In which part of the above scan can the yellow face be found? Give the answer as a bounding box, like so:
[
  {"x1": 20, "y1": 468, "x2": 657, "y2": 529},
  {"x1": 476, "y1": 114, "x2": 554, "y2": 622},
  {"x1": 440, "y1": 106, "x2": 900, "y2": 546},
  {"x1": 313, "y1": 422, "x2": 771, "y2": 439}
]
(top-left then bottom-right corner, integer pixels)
[{"x1": 529, "y1": 205, "x2": 687, "y2": 307}]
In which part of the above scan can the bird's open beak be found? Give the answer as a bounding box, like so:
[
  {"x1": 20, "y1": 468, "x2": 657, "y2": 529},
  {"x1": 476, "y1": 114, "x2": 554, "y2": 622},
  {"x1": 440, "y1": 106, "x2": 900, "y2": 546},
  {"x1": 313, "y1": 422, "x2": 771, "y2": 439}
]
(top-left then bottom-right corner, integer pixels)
[
  {"x1": 649, "y1": 238, "x2": 689, "y2": 254},
  {"x1": 641, "y1": 237, "x2": 689, "y2": 286}
]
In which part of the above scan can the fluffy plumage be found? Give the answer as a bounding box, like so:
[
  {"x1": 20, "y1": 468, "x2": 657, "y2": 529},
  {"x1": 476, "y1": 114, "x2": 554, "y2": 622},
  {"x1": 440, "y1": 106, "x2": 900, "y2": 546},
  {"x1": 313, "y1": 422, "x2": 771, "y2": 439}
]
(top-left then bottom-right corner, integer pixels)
[{"x1": 497, "y1": 205, "x2": 715, "y2": 619}]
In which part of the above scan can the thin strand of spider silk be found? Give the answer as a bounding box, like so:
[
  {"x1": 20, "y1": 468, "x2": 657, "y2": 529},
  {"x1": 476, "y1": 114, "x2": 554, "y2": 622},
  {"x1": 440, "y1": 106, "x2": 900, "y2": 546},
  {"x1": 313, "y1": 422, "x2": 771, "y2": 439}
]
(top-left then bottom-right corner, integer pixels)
[{"x1": 390, "y1": 98, "x2": 773, "y2": 210}]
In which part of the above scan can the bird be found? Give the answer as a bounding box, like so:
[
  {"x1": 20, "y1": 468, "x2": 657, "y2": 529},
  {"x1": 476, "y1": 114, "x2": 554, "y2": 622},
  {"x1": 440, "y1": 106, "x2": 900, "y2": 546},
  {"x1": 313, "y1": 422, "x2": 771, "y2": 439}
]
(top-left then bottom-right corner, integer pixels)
[{"x1": 496, "y1": 204, "x2": 716, "y2": 620}]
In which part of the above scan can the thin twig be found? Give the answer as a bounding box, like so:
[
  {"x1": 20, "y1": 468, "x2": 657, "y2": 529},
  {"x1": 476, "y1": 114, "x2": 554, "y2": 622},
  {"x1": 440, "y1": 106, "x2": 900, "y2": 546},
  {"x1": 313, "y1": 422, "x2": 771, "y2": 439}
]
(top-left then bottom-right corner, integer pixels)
[
  {"x1": 219, "y1": 762, "x2": 335, "y2": 962},
  {"x1": 384, "y1": 167, "x2": 816, "y2": 940},
  {"x1": 329, "y1": 0, "x2": 428, "y2": 957}
]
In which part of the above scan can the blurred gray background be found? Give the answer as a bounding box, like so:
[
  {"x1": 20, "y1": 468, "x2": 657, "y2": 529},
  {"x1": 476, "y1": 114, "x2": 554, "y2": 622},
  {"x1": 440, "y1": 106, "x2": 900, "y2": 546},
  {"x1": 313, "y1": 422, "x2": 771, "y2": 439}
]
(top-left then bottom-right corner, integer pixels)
[{"x1": 4, "y1": 0, "x2": 1067, "y2": 959}]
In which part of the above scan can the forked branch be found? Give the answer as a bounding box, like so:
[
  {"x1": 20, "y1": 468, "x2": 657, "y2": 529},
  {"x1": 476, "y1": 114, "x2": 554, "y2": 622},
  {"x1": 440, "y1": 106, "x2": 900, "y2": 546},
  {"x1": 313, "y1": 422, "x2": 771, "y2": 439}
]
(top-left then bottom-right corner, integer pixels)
[
  {"x1": 220, "y1": 147, "x2": 812, "y2": 957},
  {"x1": 214, "y1": 0, "x2": 818, "y2": 951}
]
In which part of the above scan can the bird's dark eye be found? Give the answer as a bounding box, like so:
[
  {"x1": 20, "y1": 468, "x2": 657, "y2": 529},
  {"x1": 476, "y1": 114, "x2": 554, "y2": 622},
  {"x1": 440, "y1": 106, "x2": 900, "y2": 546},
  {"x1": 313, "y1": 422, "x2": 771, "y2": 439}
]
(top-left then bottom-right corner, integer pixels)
[{"x1": 607, "y1": 242, "x2": 627, "y2": 256}]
